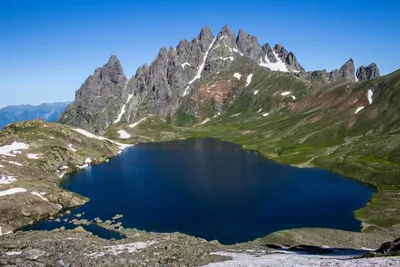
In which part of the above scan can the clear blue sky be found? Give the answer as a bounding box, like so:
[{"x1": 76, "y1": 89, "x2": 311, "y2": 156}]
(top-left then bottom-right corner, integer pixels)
[{"x1": 1, "y1": 0, "x2": 399, "y2": 107}]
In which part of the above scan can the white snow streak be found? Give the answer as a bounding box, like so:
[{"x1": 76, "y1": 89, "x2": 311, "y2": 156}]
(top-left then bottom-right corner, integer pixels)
[
  {"x1": 113, "y1": 104, "x2": 126, "y2": 124},
  {"x1": 367, "y1": 89, "x2": 373, "y2": 104},
  {"x1": 0, "y1": 165, "x2": 4, "y2": 168},
  {"x1": 291, "y1": 95, "x2": 296, "y2": 100},
  {"x1": 233, "y1": 73, "x2": 241, "y2": 80},
  {"x1": 355, "y1": 76, "x2": 359, "y2": 82},
  {"x1": 200, "y1": 118, "x2": 211, "y2": 125},
  {"x1": 2, "y1": 160, "x2": 23, "y2": 166},
  {"x1": 256, "y1": 108, "x2": 262, "y2": 114},
  {"x1": 246, "y1": 74, "x2": 253, "y2": 87},
  {"x1": 231, "y1": 113, "x2": 241, "y2": 118},
  {"x1": 60, "y1": 166, "x2": 69, "y2": 170},
  {"x1": 281, "y1": 91, "x2": 291, "y2": 96},
  {"x1": 0, "y1": 175, "x2": 16, "y2": 185},
  {"x1": 254, "y1": 90, "x2": 259, "y2": 95},
  {"x1": 355, "y1": 106, "x2": 365, "y2": 114},
  {"x1": 26, "y1": 154, "x2": 40, "y2": 159},
  {"x1": 126, "y1": 94, "x2": 133, "y2": 104},
  {"x1": 128, "y1": 117, "x2": 147, "y2": 128},
  {"x1": 232, "y1": 48, "x2": 244, "y2": 56},
  {"x1": 5, "y1": 251, "x2": 22, "y2": 256},
  {"x1": 181, "y1": 62, "x2": 191, "y2": 69},
  {"x1": 68, "y1": 144, "x2": 77, "y2": 152},
  {"x1": 263, "y1": 113, "x2": 269, "y2": 117},
  {"x1": 31, "y1": 191, "x2": 48, "y2": 201},
  {"x1": 117, "y1": 130, "x2": 131, "y2": 139},
  {"x1": 183, "y1": 38, "x2": 216, "y2": 96},
  {"x1": 0, "y1": 142, "x2": 30, "y2": 157},
  {"x1": 73, "y1": 128, "x2": 132, "y2": 150},
  {"x1": 0, "y1": 188, "x2": 27, "y2": 197}
]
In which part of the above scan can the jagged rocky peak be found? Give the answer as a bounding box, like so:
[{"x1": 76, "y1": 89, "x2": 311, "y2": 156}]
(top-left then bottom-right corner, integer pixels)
[
  {"x1": 216, "y1": 24, "x2": 237, "y2": 46},
  {"x1": 198, "y1": 26, "x2": 215, "y2": 52},
  {"x1": 273, "y1": 44, "x2": 304, "y2": 73},
  {"x1": 236, "y1": 29, "x2": 264, "y2": 62},
  {"x1": 330, "y1": 58, "x2": 355, "y2": 81},
  {"x1": 261, "y1": 43, "x2": 277, "y2": 63},
  {"x1": 356, "y1": 63, "x2": 380, "y2": 81},
  {"x1": 98, "y1": 55, "x2": 126, "y2": 84},
  {"x1": 59, "y1": 55, "x2": 128, "y2": 134}
]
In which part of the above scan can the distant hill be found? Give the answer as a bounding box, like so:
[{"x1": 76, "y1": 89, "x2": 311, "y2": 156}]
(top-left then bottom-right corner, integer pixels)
[{"x1": 0, "y1": 102, "x2": 71, "y2": 129}]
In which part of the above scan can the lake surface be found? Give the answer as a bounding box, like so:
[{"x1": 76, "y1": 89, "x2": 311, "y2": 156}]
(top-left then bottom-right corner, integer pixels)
[{"x1": 30, "y1": 138, "x2": 374, "y2": 244}]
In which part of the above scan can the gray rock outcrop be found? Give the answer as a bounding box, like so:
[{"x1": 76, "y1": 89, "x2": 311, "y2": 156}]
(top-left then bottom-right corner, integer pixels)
[{"x1": 356, "y1": 63, "x2": 380, "y2": 80}]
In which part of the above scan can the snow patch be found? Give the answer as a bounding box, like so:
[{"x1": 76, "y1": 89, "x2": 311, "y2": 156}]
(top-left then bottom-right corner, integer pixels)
[
  {"x1": 367, "y1": 89, "x2": 373, "y2": 104},
  {"x1": 254, "y1": 90, "x2": 259, "y2": 95},
  {"x1": 355, "y1": 106, "x2": 365, "y2": 114},
  {"x1": 259, "y1": 51, "x2": 289, "y2": 72},
  {"x1": 0, "y1": 165, "x2": 4, "y2": 168},
  {"x1": 263, "y1": 113, "x2": 269, "y2": 117},
  {"x1": 0, "y1": 175, "x2": 16, "y2": 185},
  {"x1": 256, "y1": 108, "x2": 262, "y2": 114},
  {"x1": 2, "y1": 160, "x2": 23, "y2": 166},
  {"x1": 129, "y1": 117, "x2": 147, "y2": 128},
  {"x1": 181, "y1": 62, "x2": 191, "y2": 69},
  {"x1": 5, "y1": 251, "x2": 22, "y2": 256},
  {"x1": 281, "y1": 91, "x2": 291, "y2": 96},
  {"x1": 0, "y1": 188, "x2": 27, "y2": 197},
  {"x1": 88, "y1": 241, "x2": 157, "y2": 258},
  {"x1": 60, "y1": 166, "x2": 69, "y2": 170},
  {"x1": 291, "y1": 95, "x2": 296, "y2": 100},
  {"x1": 117, "y1": 130, "x2": 131, "y2": 139},
  {"x1": 355, "y1": 76, "x2": 359, "y2": 82},
  {"x1": 85, "y1": 158, "x2": 92, "y2": 164},
  {"x1": 27, "y1": 154, "x2": 40, "y2": 159},
  {"x1": 246, "y1": 74, "x2": 253, "y2": 87},
  {"x1": 216, "y1": 57, "x2": 234, "y2": 61},
  {"x1": 0, "y1": 142, "x2": 30, "y2": 157},
  {"x1": 231, "y1": 113, "x2": 241, "y2": 118},
  {"x1": 31, "y1": 191, "x2": 48, "y2": 201},
  {"x1": 183, "y1": 38, "x2": 216, "y2": 96},
  {"x1": 203, "y1": 250, "x2": 400, "y2": 267},
  {"x1": 233, "y1": 73, "x2": 241, "y2": 80}
]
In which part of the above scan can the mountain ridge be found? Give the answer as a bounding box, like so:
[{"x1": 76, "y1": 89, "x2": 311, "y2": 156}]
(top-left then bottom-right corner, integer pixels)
[{"x1": 60, "y1": 25, "x2": 381, "y2": 134}]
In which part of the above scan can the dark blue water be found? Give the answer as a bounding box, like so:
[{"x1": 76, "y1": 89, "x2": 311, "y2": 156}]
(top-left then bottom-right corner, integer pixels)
[{"x1": 30, "y1": 138, "x2": 374, "y2": 244}]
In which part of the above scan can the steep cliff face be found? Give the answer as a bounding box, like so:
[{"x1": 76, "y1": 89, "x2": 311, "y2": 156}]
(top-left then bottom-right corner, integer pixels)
[{"x1": 59, "y1": 55, "x2": 128, "y2": 134}]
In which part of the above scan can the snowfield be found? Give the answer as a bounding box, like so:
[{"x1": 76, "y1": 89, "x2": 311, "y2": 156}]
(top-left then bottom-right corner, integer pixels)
[
  {"x1": 0, "y1": 188, "x2": 27, "y2": 197},
  {"x1": 0, "y1": 142, "x2": 30, "y2": 157},
  {"x1": 202, "y1": 250, "x2": 400, "y2": 267},
  {"x1": 117, "y1": 130, "x2": 131, "y2": 139}
]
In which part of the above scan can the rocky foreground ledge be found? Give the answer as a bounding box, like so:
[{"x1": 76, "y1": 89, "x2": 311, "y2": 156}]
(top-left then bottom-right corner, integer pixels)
[{"x1": 1, "y1": 226, "x2": 400, "y2": 267}]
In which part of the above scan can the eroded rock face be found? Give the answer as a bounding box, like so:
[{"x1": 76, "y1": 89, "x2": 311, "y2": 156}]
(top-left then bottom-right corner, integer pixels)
[
  {"x1": 59, "y1": 55, "x2": 128, "y2": 134},
  {"x1": 356, "y1": 63, "x2": 380, "y2": 81}
]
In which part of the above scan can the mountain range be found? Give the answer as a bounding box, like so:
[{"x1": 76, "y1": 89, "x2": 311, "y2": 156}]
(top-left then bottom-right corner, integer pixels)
[
  {"x1": 0, "y1": 102, "x2": 70, "y2": 129},
  {"x1": 59, "y1": 25, "x2": 380, "y2": 134}
]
